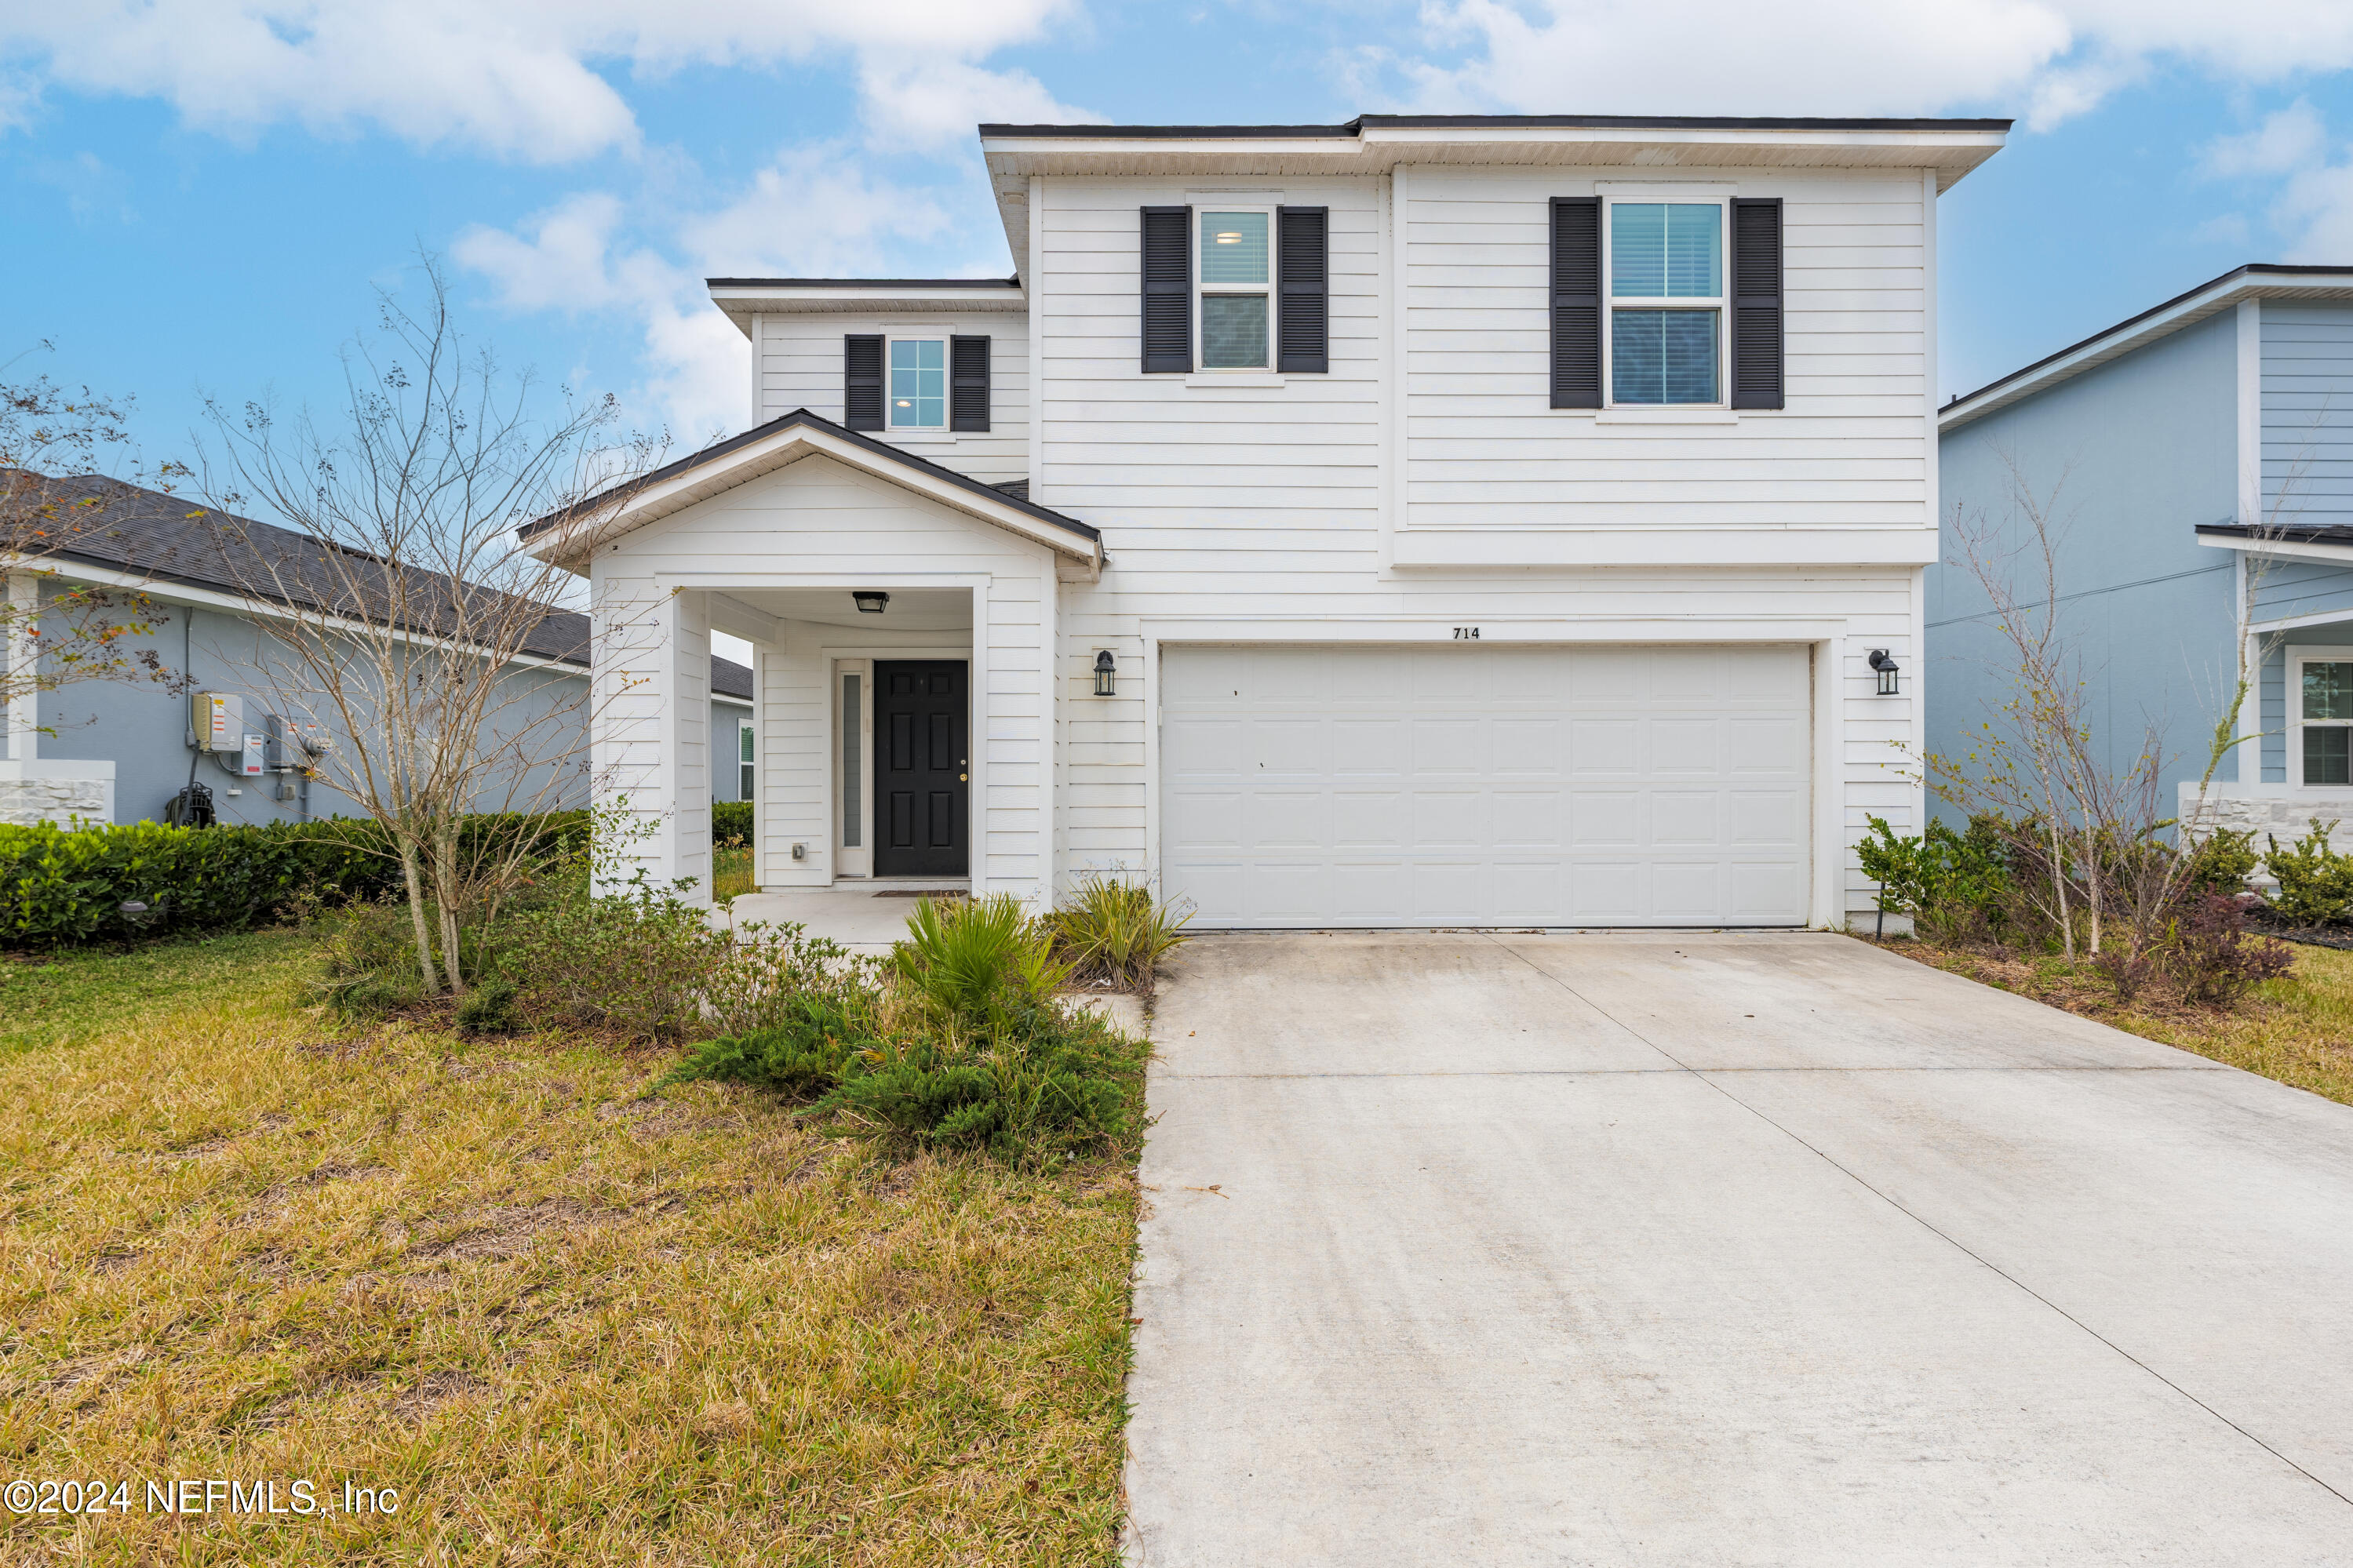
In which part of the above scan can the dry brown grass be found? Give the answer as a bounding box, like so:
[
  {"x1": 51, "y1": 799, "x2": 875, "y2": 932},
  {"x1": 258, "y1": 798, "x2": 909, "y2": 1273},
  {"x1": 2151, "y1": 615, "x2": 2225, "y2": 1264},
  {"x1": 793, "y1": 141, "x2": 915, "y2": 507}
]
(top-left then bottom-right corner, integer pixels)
[
  {"x1": 1, "y1": 935, "x2": 1139, "y2": 1565},
  {"x1": 1874, "y1": 936, "x2": 2353, "y2": 1106}
]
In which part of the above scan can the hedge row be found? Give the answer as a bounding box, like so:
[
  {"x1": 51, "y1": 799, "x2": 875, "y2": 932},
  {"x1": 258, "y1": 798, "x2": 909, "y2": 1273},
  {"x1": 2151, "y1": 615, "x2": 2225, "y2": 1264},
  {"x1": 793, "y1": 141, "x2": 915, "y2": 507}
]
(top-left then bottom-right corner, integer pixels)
[
  {"x1": 0, "y1": 810, "x2": 590, "y2": 948},
  {"x1": 712, "y1": 801, "x2": 752, "y2": 843}
]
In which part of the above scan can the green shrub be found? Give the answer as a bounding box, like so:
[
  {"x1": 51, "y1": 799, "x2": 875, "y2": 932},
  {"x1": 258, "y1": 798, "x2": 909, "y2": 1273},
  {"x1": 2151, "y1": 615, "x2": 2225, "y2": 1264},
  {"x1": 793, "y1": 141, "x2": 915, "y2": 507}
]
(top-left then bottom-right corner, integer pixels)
[
  {"x1": 2265, "y1": 819, "x2": 2353, "y2": 926},
  {"x1": 893, "y1": 893, "x2": 1073, "y2": 1025},
  {"x1": 660, "y1": 892, "x2": 1144, "y2": 1166},
  {"x1": 0, "y1": 809, "x2": 592, "y2": 949},
  {"x1": 658, "y1": 992, "x2": 878, "y2": 1097},
  {"x1": 1047, "y1": 875, "x2": 1191, "y2": 989},
  {"x1": 2184, "y1": 827, "x2": 2260, "y2": 895},
  {"x1": 1856, "y1": 814, "x2": 2013, "y2": 943},
  {"x1": 455, "y1": 978, "x2": 520, "y2": 1035},
  {"x1": 712, "y1": 801, "x2": 753, "y2": 844}
]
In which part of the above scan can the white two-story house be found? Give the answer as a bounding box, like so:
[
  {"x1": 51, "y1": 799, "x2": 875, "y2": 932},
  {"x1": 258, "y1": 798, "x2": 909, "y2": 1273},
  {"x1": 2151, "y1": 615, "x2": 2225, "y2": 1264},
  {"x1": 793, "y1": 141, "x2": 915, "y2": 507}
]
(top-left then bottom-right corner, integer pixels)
[{"x1": 526, "y1": 114, "x2": 2006, "y2": 930}]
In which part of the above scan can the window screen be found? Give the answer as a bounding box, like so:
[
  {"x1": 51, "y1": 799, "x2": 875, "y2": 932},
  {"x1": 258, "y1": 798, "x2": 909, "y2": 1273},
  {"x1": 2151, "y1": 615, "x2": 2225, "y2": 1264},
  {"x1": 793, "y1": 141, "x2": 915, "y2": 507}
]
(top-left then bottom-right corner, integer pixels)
[{"x1": 1609, "y1": 202, "x2": 1724, "y2": 406}]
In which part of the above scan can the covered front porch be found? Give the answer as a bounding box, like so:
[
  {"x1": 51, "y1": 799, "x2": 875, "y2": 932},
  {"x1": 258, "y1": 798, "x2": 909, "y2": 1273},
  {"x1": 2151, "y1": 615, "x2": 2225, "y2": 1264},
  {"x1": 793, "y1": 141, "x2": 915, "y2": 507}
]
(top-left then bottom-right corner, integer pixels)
[
  {"x1": 522, "y1": 409, "x2": 1102, "y2": 910},
  {"x1": 2187, "y1": 523, "x2": 2353, "y2": 844}
]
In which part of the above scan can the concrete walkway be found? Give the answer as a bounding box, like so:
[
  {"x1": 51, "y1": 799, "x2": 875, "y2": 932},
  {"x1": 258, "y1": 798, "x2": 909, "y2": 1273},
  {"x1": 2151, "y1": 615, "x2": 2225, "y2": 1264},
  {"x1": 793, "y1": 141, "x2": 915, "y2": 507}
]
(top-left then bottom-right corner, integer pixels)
[
  {"x1": 1125, "y1": 931, "x2": 2353, "y2": 1566},
  {"x1": 719, "y1": 884, "x2": 965, "y2": 954}
]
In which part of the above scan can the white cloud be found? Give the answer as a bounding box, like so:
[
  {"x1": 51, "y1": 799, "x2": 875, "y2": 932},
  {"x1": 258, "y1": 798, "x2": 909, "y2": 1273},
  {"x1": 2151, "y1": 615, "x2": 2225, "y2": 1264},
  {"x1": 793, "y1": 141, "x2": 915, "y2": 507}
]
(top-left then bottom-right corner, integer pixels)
[
  {"x1": 2200, "y1": 100, "x2": 2328, "y2": 180},
  {"x1": 0, "y1": 0, "x2": 1091, "y2": 162},
  {"x1": 1392, "y1": 0, "x2": 2353, "y2": 132},
  {"x1": 679, "y1": 145, "x2": 959, "y2": 276},
  {"x1": 454, "y1": 147, "x2": 996, "y2": 446},
  {"x1": 2183, "y1": 103, "x2": 2353, "y2": 264},
  {"x1": 855, "y1": 56, "x2": 1103, "y2": 151}
]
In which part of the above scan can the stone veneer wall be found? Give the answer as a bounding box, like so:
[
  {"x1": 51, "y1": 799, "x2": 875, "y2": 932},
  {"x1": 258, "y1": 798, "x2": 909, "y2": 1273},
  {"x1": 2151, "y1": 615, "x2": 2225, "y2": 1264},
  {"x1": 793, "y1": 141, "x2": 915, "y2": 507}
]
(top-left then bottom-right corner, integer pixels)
[{"x1": 0, "y1": 775, "x2": 109, "y2": 828}]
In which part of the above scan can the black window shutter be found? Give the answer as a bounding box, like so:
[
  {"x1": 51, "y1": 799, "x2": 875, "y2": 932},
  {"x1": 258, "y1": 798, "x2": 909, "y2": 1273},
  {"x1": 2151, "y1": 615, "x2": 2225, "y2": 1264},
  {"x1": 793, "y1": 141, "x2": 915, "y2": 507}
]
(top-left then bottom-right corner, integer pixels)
[
  {"x1": 950, "y1": 336, "x2": 991, "y2": 431},
  {"x1": 1730, "y1": 198, "x2": 1784, "y2": 410},
  {"x1": 1277, "y1": 206, "x2": 1328, "y2": 373},
  {"x1": 1141, "y1": 206, "x2": 1191, "y2": 373},
  {"x1": 844, "y1": 334, "x2": 883, "y2": 431},
  {"x1": 1550, "y1": 198, "x2": 1601, "y2": 409}
]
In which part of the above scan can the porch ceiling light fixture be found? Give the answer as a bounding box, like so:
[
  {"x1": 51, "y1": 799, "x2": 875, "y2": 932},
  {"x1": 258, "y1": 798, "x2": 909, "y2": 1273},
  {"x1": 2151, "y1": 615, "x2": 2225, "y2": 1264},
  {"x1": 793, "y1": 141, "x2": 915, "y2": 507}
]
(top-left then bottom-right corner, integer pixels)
[
  {"x1": 852, "y1": 590, "x2": 890, "y2": 614},
  {"x1": 1093, "y1": 649, "x2": 1117, "y2": 697},
  {"x1": 1867, "y1": 648, "x2": 1900, "y2": 696}
]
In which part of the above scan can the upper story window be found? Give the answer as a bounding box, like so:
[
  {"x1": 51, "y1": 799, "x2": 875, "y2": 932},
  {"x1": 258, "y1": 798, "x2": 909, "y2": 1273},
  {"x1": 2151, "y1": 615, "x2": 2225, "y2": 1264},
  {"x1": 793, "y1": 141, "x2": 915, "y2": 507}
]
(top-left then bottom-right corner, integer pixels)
[
  {"x1": 1141, "y1": 205, "x2": 1327, "y2": 376},
  {"x1": 888, "y1": 337, "x2": 946, "y2": 429},
  {"x1": 1197, "y1": 209, "x2": 1272, "y2": 370},
  {"x1": 1551, "y1": 195, "x2": 1779, "y2": 413},
  {"x1": 1607, "y1": 202, "x2": 1725, "y2": 406}
]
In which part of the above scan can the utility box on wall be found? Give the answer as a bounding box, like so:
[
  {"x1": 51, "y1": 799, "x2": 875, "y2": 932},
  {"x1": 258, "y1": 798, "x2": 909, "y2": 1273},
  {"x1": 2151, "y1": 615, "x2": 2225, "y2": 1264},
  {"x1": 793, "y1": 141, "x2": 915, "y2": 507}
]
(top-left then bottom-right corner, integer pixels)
[{"x1": 192, "y1": 692, "x2": 243, "y2": 752}]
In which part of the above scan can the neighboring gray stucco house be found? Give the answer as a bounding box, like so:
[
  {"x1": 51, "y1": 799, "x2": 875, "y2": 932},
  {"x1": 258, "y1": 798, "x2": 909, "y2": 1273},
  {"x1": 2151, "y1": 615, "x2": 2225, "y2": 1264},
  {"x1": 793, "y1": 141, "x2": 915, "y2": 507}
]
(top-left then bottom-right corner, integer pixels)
[
  {"x1": 1934, "y1": 264, "x2": 2353, "y2": 841},
  {"x1": 2, "y1": 473, "x2": 752, "y2": 829}
]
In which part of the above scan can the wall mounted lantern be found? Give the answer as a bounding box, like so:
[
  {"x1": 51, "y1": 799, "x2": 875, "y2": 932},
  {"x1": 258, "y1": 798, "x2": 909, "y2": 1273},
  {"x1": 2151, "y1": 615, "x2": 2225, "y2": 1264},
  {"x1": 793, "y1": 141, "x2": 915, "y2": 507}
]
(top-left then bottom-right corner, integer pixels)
[
  {"x1": 1867, "y1": 648, "x2": 1900, "y2": 696},
  {"x1": 1092, "y1": 649, "x2": 1117, "y2": 697},
  {"x1": 851, "y1": 590, "x2": 890, "y2": 614}
]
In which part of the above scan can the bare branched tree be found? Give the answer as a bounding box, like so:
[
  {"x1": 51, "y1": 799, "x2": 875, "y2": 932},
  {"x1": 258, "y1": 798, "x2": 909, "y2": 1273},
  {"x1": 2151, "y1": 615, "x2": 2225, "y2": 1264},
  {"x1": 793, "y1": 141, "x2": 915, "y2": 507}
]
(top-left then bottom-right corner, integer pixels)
[
  {"x1": 196, "y1": 261, "x2": 659, "y2": 997},
  {"x1": 1929, "y1": 445, "x2": 2301, "y2": 966},
  {"x1": 0, "y1": 355, "x2": 187, "y2": 712}
]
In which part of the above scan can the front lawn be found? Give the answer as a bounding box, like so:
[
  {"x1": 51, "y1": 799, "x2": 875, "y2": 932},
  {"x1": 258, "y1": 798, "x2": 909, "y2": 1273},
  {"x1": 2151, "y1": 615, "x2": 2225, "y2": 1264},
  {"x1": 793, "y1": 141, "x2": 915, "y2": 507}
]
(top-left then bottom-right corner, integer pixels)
[
  {"x1": 1, "y1": 932, "x2": 1140, "y2": 1565},
  {"x1": 1874, "y1": 937, "x2": 2353, "y2": 1107}
]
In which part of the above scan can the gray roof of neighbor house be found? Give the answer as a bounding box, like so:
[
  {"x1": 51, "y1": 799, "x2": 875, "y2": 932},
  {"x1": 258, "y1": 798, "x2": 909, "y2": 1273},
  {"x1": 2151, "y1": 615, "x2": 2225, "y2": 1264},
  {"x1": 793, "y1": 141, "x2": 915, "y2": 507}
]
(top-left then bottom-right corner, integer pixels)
[
  {"x1": 5, "y1": 471, "x2": 757, "y2": 695},
  {"x1": 1940, "y1": 263, "x2": 2353, "y2": 431}
]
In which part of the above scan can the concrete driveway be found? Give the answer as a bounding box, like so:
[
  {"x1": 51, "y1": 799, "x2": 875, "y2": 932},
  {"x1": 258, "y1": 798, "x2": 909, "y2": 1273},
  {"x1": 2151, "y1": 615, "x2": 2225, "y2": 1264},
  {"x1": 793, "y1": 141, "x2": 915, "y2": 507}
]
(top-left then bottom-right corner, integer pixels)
[{"x1": 1124, "y1": 932, "x2": 2353, "y2": 1566}]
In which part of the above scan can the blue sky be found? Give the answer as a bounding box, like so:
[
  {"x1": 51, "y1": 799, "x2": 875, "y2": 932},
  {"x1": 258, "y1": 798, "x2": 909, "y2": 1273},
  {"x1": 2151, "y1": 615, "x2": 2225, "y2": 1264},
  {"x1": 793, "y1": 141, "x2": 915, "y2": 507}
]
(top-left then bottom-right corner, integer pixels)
[{"x1": 9, "y1": 1, "x2": 2353, "y2": 471}]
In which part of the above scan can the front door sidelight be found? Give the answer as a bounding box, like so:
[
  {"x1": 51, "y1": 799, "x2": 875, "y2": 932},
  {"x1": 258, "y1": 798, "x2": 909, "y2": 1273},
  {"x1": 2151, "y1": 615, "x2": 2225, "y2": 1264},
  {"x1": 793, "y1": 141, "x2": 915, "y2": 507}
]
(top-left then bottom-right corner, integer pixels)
[{"x1": 872, "y1": 660, "x2": 969, "y2": 877}]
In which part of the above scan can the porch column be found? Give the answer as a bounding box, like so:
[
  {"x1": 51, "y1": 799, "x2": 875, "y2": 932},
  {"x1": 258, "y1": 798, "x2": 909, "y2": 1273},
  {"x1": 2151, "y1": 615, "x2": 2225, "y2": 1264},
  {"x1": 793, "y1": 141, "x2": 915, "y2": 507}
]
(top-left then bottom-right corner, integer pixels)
[
  {"x1": 662, "y1": 588, "x2": 712, "y2": 904},
  {"x1": 7, "y1": 572, "x2": 36, "y2": 763}
]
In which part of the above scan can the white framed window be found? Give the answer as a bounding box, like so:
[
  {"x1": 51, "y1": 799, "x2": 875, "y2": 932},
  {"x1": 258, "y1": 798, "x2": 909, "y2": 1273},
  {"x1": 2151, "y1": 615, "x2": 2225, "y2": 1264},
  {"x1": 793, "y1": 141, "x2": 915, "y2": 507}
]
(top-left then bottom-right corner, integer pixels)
[
  {"x1": 1195, "y1": 206, "x2": 1273, "y2": 371},
  {"x1": 1603, "y1": 199, "x2": 1727, "y2": 407},
  {"x1": 2293, "y1": 649, "x2": 2353, "y2": 786},
  {"x1": 887, "y1": 336, "x2": 946, "y2": 430},
  {"x1": 738, "y1": 720, "x2": 756, "y2": 801}
]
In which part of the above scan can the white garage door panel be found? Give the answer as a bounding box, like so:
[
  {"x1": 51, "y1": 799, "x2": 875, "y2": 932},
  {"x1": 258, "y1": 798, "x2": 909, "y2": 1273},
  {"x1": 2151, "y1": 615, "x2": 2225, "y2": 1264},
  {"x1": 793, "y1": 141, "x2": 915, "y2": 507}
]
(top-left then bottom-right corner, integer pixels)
[{"x1": 1160, "y1": 644, "x2": 1811, "y2": 928}]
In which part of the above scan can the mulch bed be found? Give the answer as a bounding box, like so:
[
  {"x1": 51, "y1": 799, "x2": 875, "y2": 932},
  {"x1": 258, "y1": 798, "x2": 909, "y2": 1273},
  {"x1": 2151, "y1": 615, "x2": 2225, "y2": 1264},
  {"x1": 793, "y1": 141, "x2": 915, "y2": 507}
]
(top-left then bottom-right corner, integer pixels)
[
  {"x1": 2244, "y1": 908, "x2": 2353, "y2": 951},
  {"x1": 1859, "y1": 936, "x2": 2253, "y2": 1031}
]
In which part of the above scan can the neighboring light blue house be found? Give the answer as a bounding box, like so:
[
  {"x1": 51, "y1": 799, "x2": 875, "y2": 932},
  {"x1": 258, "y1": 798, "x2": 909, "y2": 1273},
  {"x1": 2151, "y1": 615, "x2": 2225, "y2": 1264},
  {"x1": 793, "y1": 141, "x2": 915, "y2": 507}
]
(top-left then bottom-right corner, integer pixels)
[
  {"x1": 5, "y1": 473, "x2": 756, "y2": 829},
  {"x1": 1934, "y1": 264, "x2": 2353, "y2": 843}
]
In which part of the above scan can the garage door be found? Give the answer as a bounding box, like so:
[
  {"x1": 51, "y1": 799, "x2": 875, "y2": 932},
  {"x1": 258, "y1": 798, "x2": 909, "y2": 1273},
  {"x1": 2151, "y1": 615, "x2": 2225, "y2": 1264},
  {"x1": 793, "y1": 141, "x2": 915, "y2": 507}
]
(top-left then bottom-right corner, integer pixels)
[{"x1": 1160, "y1": 643, "x2": 1811, "y2": 928}]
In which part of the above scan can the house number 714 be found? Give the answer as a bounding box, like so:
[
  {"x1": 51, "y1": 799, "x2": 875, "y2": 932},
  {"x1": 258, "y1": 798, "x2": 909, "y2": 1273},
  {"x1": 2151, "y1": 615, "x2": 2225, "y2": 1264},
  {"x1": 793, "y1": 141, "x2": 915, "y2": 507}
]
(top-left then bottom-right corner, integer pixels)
[{"x1": 1452, "y1": 627, "x2": 1481, "y2": 639}]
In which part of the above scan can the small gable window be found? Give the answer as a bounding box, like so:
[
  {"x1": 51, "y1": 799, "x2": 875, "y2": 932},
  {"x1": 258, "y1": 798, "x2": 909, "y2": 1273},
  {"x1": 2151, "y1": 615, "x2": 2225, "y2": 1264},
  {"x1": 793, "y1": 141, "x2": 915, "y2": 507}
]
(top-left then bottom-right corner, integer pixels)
[{"x1": 888, "y1": 337, "x2": 947, "y2": 429}]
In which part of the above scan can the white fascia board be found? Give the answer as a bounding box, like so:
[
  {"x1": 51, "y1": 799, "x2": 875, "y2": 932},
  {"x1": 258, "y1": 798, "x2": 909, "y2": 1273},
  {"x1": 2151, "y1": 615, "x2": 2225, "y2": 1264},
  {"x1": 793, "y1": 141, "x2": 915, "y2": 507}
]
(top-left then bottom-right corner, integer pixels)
[
  {"x1": 707, "y1": 283, "x2": 1026, "y2": 338},
  {"x1": 980, "y1": 136, "x2": 1365, "y2": 162},
  {"x1": 2198, "y1": 531, "x2": 2353, "y2": 566},
  {"x1": 1356, "y1": 124, "x2": 2005, "y2": 156},
  {"x1": 537, "y1": 424, "x2": 1100, "y2": 569},
  {"x1": 1390, "y1": 527, "x2": 1940, "y2": 569}
]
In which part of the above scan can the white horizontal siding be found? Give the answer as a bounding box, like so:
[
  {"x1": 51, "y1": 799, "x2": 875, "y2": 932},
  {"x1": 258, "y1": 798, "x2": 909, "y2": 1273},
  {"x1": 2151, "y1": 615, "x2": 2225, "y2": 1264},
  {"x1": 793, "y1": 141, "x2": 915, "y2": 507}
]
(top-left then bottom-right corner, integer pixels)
[
  {"x1": 754, "y1": 313, "x2": 1030, "y2": 486},
  {"x1": 1401, "y1": 166, "x2": 1931, "y2": 529}
]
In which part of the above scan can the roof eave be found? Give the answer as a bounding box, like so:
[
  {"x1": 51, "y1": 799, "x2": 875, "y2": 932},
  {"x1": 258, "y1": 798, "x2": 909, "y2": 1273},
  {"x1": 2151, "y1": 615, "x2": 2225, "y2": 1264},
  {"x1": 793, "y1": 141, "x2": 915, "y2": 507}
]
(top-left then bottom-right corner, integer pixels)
[
  {"x1": 522, "y1": 410, "x2": 1100, "y2": 572},
  {"x1": 1942, "y1": 265, "x2": 2353, "y2": 434},
  {"x1": 706, "y1": 278, "x2": 1026, "y2": 333}
]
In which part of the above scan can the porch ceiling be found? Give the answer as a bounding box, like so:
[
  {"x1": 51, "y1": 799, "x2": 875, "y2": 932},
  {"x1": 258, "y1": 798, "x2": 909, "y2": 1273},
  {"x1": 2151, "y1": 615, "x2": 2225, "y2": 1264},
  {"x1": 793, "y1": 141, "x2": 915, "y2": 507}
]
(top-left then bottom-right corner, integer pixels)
[{"x1": 723, "y1": 585, "x2": 972, "y2": 633}]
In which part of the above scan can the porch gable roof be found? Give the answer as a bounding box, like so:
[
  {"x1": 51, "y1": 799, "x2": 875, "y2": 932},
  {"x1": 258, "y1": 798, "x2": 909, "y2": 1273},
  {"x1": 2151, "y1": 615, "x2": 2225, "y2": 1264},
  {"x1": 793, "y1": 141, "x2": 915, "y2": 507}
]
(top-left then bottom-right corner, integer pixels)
[{"x1": 521, "y1": 408, "x2": 1101, "y2": 570}]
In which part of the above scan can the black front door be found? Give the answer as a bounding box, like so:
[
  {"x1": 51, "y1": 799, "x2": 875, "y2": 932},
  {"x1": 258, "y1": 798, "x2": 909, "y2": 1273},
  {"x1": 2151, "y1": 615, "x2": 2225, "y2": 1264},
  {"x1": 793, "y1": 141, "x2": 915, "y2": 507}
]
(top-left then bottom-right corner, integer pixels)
[{"x1": 873, "y1": 661, "x2": 969, "y2": 878}]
